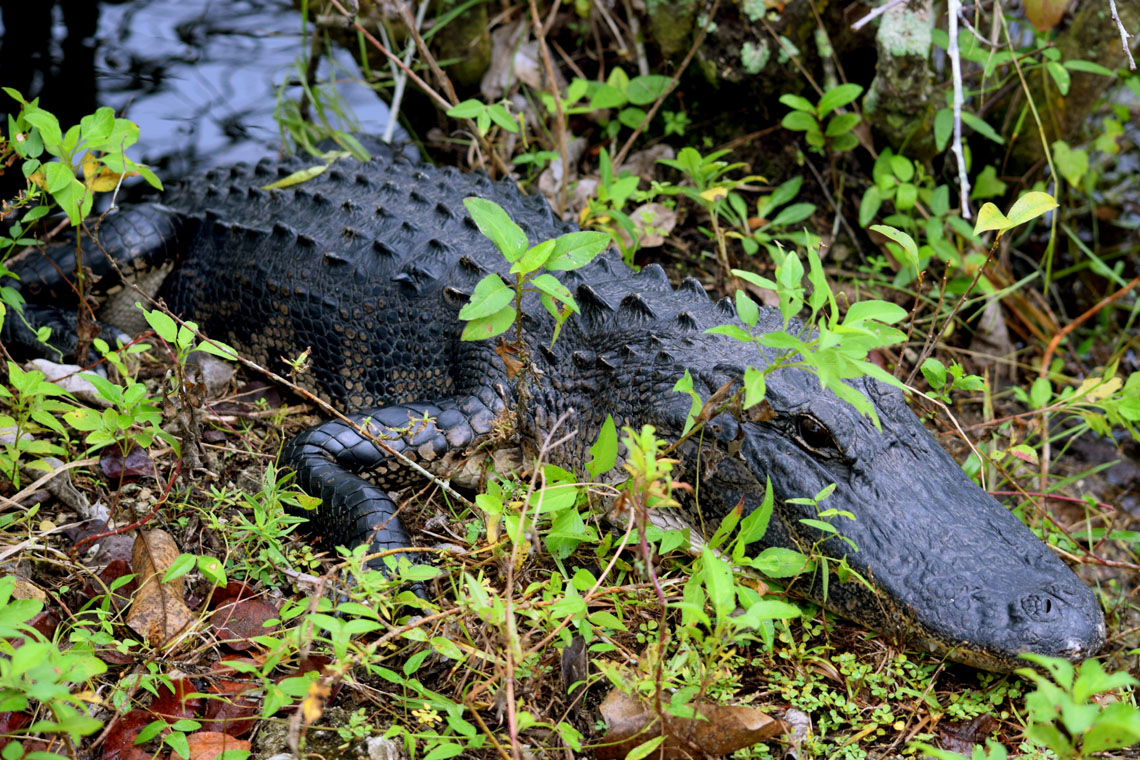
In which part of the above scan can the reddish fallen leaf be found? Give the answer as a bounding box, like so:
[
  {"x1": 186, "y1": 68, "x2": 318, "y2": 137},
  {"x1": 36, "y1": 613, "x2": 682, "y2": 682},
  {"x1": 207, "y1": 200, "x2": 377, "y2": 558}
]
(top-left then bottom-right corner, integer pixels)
[
  {"x1": 150, "y1": 678, "x2": 202, "y2": 721},
  {"x1": 102, "y1": 710, "x2": 153, "y2": 760},
  {"x1": 101, "y1": 445, "x2": 155, "y2": 481},
  {"x1": 209, "y1": 581, "x2": 257, "y2": 608},
  {"x1": 596, "y1": 689, "x2": 787, "y2": 760},
  {"x1": 201, "y1": 429, "x2": 226, "y2": 443},
  {"x1": 202, "y1": 679, "x2": 259, "y2": 737},
  {"x1": 210, "y1": 597, "x2": 279, "y2": 651},
  {"x1": 186, "y1": 731, "x2": 250, "y2": 760},
  {"x1": 27, "y1": 610, "x2": 59, "y2": 640},
  {"x1": 0, "y1": 712, "x2": 32, "y2": 751}
]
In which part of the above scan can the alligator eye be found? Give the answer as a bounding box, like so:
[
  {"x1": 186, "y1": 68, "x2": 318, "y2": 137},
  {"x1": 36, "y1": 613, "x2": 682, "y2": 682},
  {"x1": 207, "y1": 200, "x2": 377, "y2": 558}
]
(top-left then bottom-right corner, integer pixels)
[{"x1": 797, "y1": 415, "x2": 835, "y2": 451}]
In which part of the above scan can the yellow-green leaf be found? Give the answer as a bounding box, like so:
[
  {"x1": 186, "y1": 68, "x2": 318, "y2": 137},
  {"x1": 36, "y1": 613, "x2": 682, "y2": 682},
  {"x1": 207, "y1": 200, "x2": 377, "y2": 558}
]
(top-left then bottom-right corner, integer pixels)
[
  {"x1": 973, "y1": 203, "x2": 1011, "y2": 235},
  {"x1": 1005, "y1": 191, "x2": 1058, "y2": 228},
  {"x1": 261, "y1": 164, "x2": 327, "y2": 189}
]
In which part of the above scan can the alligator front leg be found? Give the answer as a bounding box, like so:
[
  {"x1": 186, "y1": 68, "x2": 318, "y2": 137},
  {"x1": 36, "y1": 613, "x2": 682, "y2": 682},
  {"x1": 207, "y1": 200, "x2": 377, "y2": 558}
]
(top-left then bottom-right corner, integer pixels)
[{"x1": 281, "y1": 396, "x2": 501, "y2": 571}]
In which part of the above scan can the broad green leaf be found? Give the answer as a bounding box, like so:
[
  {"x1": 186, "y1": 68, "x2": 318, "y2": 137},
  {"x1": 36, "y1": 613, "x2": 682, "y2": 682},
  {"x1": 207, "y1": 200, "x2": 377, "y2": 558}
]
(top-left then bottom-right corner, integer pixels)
[
  {"x1": 778, "y1": 94, "x2": 816, "y2": 114},
  {"x1": 781, "y1": 111, "x2": 818, "y2": 133},
  {"x1": 972, "y1": 203, "x2": 1011, "y2": 235},
  {"x1": 888, "y1": 155, "x2": 914, "y2": 182},
  {"x1": 858, "y1": 186, "x2": 883, "y2": 227},
  {"x1": 23, "y1": 109, "x2": 62, "y2": 148},
  {"x1": 626, "y1": 74, "x2": 673, "y2": 105},
  {"x1": 825, "y1": 112, "x2": 860, "y2": 137},
  {"x1": 545, "y1": 231, "x2": 610, "y2": 270},
  {"x1": 463, "y1": 197, "x2": 528, "y2": 262},
  {"x1": 446, "y1": 99, "x2": 484, "y2": 119},
  {"x1": 1005, "y1": 191, "x2": 1058, "y2": 228},
  {"x1": 757, "y1": 176, "x2": 802, "y2": 218},
  {"x1": 817, "y1": 83, "x2": 863, "y2": 117},
  {"x1": 511, "y1": 239, "x2": 555, "y2": 275},
  {"x1": 458, "y1": 274, "x2": 514, "y2": 320},
  {"x1": 701, "y1": 547, "x2": 735, "y2": 621},
  {"x1": 769, "y1": 202, "x2": 815, "y2": 228},
  {"x1": 1051, "y1": 140, "x2": 1088, "y2": 187},
  {"x1": 970, "y1": 165, "x2": 1007, "y2": 200},
  {"x1": 487, "y1": 104, "x2": 519, "y2": 133},
  {"x1": 921, "y1": 358, "x2": 947, "y2": 389},
  {"x1": 742, "y1": 366, "x2": 766, "y2": 409},
  {"x1": 142, "y1": 307, "x2": 178, "y2": 342},
  {"x1": 459, "y1": 306, "x2": 516, "y2": 341}
]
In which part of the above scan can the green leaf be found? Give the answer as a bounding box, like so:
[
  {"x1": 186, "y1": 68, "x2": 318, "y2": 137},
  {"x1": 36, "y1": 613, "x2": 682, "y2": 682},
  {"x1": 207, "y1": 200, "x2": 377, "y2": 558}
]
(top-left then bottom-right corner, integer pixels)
[
  {"x1": 1063, "y1": 59, "x2": 1116, "y2": 76},
  {"x1": 586, "y1": 416, "x2": 618, "y2": 479},
  {"x1": 921, "y1": 358, "x2": 947, "y2": 389},
  {"x1": 735, "y1": 290, "x2": 759, "y2": 328},
  {"x1": 743, "y1": 366, "x2": 766, "y2": 409},
  {"x1": 769, "y1": 202, "x2": 815, "y2": 228},
  {"x1": 463, "y1": 198, "x2": 528, "y2": 262},
  {"x1": 961, "y1": 111, "x2": 1004, "y2": 144},
  {"x1": 545, "y1": 231, "x2": 610, "y2": 271},
  {"x1": 487, "y1": 104, "x2": 519, "y2": 133},
  {"x1": 447, "y1": 99, "x2": 485, "y2": 119},
  {"x1": 1005, "y1": 191, "x2": 1058, "y2": 228},
  {"x1": 778, "y1": 94, "x2": 816, "y2": 114},
  {"x1": 1046, "y1": 61, "x2": 1071, "y2": 95},
  {"x1": 859, "y1": 186, "x2": 882, "y2": 227},
  {"x1": 970, "y1": 165, "x2": 1007, "y2": 200},
  {"x1": 530, "y1": 273, "x2": 577, "y2": 312},
  {"x1": 781, "y1": 111, "x2": 818, "y2": 133},
  {"x1": 972, "y1": 203, "x2": 1011, "y2": 235},
  {"x1": 869, "y1": 224, "x2": 918, "y2": 274},
  {"x1": 757, "y1": 176, "x2": 802, "y2": 218},
  {"x1": 1029, "y1": 376, "x2": 1052, "y2": 410},
  {"x1": 701, "y1": 547, "x2": 735, "y2": 621},
  {"x1": 888, "y1": 155, "x2": 914, "y2": 182},
  {"x1": 163, "y1": 554, "x2": 197, "y2": 583},
  {"x1": 933, "y1": 108, "x2": 953, "y2": 152},
  {"x1": 459, "y1": 306, "x2": 516, "y2": 341},
  {"x1": 511, "y1": 239, "x2": 556, "y2": 275},
  {"x1": 618, "y1": 106, "x2": 647, "y2": 129},
  {"x1": 625, "y1": 736, "x2": 666, "y2": 760},
  {"x1": 23, "y1": 109, "x2": 62, "y2": 148},
  {"x1": 895, "y1": 182, "x2": 917, "y2": 211},
  {"x1": 458, "y1": 275, "x2": 514, "y2": 321},
  {"x1": 626, "y1": 74, "x2": 673, "y2": 105},
  {"x1": 588, "y1": 83, "x2": 626, "y2": 109},
  {"x1": 825, "y1": 112, "x2": 860, "y2": 137},
  {"x1": 142, "y1": 308, "x2": 179, "y2": 342},
  {"x1": 430, "y1": 636, "x2": 466, "y2": 661},
  {"x1": 817, "y1": 83, "x2": 862, "y2": 117},
  {"x1": 1051, "y1": 141, "x2": 1088, "y2": 187},
  {"x1": 752, "y1": 546, "x2": 816, "y2": 576}
]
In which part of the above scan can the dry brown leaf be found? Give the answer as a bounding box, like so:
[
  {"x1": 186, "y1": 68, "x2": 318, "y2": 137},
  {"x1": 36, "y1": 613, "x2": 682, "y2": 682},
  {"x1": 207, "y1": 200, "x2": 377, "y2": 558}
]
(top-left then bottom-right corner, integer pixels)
[
  {"x1": 186, "y1": 731, "x2": 251, "y2": 760},
  {"x1": 597, "y1": 688, "x2": 786, "y2": 760},
  {"x1": 125, "y1": 530, "x2": 197, "y2": 648}
]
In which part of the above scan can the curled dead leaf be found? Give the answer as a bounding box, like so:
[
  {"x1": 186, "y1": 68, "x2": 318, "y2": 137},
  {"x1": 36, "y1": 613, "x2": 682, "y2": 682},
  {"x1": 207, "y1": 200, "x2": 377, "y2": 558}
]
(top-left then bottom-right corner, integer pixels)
[
  {"x1": 125, "y1": 530, "x2": 197, "y2": 649},
  {"x1": 597, "y1": 688, "x2": 787, "y2": 760}
]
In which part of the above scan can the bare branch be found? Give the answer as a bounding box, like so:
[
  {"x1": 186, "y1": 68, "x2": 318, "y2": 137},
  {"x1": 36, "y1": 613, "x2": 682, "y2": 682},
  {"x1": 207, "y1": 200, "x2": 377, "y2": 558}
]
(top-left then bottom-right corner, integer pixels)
[
  {"x1": 851, "y1": 0, "x2": 909, "y2": 32},
  {"x1": 1108, "y1": 0, "x2": 1137, "y2": 70},
  {"x1": 948, "y1": 0, "x2": 972, "y2": 218}
]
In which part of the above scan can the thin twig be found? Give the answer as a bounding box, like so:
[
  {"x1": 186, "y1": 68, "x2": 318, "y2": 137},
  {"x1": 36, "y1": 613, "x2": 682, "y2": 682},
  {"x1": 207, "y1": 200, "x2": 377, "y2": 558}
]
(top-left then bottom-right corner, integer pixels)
[
  {"x1": 1107, "y1": 0, "x2": 1137, "y2": 70},
  {"x1": 948, "y1": 0, "x2": 972, "y2": 217},
  {"x1": 850, "y1": 0, "x2": 909, "y2": 32}
]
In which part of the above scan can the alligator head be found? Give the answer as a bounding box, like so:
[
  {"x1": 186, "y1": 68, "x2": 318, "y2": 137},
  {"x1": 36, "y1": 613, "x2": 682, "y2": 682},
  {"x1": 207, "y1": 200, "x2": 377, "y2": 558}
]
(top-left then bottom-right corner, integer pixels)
[{"x1": 654, "y1": 336, "x2": 1106, "y2": 671}]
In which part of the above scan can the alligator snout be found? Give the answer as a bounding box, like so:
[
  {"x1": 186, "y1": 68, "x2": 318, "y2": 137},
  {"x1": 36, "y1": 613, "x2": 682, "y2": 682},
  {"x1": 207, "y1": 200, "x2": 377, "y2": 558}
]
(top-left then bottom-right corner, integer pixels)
[{"x1": 1003, "y1": 582, "x2": 1106, "y2": 662}]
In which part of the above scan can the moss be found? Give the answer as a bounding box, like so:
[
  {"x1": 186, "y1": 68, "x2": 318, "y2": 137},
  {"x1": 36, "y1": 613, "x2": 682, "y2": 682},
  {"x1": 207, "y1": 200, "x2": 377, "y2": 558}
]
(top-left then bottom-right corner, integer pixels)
[
  {"x1": 740, "y1": 40, "x2": 771, "y2": 74},
  {"x1": 647, "y1": 0, "x2": 699, "y2": 58}
]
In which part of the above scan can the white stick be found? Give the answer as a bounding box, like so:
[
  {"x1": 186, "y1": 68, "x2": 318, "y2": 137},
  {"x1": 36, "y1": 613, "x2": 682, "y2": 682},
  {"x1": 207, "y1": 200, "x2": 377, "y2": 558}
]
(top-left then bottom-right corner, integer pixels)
[
  {"x1": 1107, "y1": 0, "x2": 1136, "y2": 70},
  {"x1": 948, "y1": 0, "x2": 972, "y2": 218}
]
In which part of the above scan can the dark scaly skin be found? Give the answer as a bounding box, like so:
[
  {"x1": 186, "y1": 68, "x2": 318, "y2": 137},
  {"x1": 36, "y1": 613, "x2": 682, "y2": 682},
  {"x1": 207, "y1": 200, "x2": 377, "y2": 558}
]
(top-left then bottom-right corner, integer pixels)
[{"x1": 4, "y1": 147, "x2": 1105, "y2": 670}]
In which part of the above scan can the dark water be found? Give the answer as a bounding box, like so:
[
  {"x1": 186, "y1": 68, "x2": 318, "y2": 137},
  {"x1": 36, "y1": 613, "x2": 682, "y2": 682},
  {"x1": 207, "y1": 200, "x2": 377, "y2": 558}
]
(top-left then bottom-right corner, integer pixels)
[{"x1": 0, "y1": 0, "x2": 405, "y2": 183}]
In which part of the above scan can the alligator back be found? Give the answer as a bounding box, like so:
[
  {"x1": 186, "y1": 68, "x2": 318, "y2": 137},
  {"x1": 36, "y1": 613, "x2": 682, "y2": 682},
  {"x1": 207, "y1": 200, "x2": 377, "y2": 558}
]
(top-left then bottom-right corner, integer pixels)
[{"x1": 159, "y1": 152, "x2": 578, "y2": 409}]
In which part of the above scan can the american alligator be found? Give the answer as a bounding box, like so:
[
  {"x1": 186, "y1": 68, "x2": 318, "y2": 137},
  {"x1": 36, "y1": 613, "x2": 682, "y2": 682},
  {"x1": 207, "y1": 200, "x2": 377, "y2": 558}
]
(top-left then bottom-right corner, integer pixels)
[{"x1": 4, "y1": 146, "x2": 1104, "y2": 671}]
